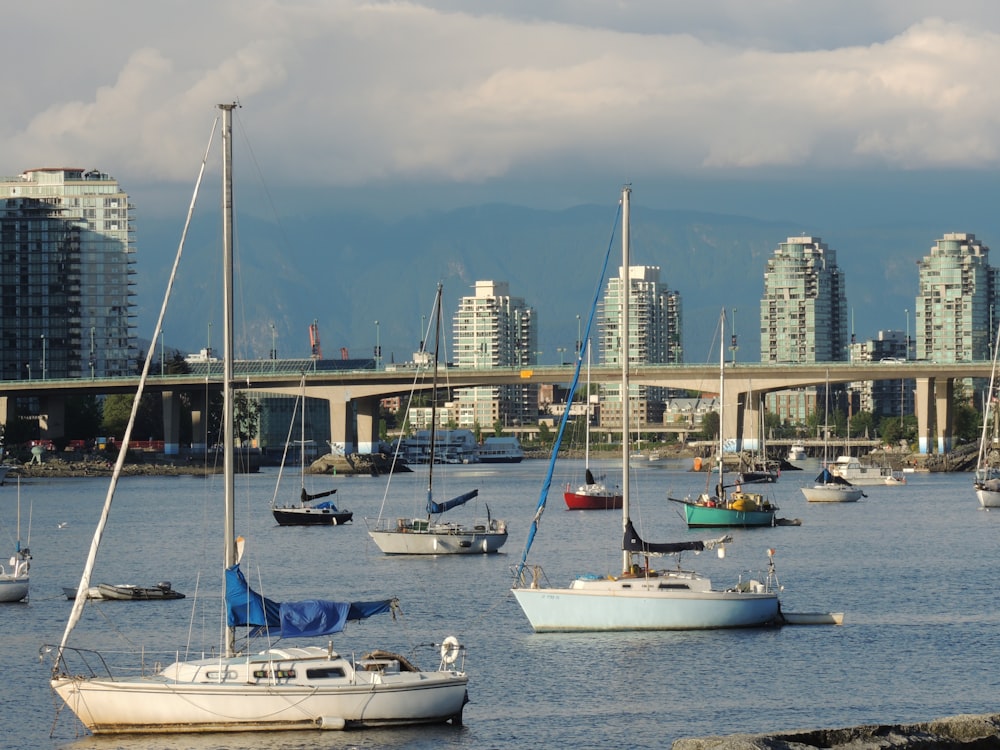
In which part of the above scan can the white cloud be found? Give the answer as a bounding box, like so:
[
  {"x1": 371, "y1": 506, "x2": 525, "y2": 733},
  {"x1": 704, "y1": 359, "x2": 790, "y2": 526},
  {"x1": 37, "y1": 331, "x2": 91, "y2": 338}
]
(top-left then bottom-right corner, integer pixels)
[{"x1": 4, "y1": 2, "x2": 1000, "y2": 192}]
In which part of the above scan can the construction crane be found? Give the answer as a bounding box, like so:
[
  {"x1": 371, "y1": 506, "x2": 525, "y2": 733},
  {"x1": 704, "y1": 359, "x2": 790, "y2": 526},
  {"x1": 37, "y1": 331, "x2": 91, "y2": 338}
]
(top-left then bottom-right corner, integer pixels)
[{"x1": 309, "y1": 319, "x2": 322, "y2": 359}]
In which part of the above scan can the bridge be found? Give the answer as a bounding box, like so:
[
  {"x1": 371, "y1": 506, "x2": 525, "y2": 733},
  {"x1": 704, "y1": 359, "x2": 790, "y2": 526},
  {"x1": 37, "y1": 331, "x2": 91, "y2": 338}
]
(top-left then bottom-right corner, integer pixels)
[{"x1": 0, "y1": 359, "x2": 985, "y2": 455}]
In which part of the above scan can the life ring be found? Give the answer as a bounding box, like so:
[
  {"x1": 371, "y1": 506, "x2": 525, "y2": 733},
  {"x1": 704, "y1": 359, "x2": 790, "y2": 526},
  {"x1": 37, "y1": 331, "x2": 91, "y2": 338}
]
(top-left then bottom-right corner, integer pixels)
[{"x1": 440, "y1": 635, "x2": 461, "y2": 665}]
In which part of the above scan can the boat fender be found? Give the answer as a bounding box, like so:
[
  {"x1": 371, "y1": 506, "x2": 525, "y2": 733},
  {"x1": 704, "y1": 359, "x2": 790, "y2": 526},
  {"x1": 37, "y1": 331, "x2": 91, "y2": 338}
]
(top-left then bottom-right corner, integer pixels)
[{"x1": 440, "y1": 635, "x2": 461, "y2": 665}]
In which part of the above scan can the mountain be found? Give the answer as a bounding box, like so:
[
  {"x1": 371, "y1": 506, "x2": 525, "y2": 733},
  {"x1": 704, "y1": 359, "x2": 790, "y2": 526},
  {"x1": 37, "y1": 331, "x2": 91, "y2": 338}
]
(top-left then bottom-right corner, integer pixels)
[{"x1": 134, "y1": 200, "x2": 951, "y2": 367}]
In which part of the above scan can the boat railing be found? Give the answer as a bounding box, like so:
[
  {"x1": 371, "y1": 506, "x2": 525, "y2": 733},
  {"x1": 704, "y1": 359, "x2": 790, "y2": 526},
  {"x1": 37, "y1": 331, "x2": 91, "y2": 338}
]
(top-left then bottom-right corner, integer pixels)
[
  {"x1": 43, "y1": 643, "x2": 202, "y2": 680},
  {"x1": 511, "y1": 563, "x2": 552, "y2": 590}
]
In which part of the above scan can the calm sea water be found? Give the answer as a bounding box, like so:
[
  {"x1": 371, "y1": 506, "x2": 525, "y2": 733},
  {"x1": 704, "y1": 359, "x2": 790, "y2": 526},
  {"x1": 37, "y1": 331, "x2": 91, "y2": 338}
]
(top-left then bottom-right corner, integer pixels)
[{"x1": 2, "y1": 458, "x2": 999, "y2": 749}]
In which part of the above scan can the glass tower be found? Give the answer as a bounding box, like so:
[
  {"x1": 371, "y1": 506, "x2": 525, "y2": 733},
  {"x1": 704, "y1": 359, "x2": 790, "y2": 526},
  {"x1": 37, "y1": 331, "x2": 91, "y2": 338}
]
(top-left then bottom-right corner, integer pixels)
[{"x1": 0, "y1": 168, "x2": 136, "y2": 381}]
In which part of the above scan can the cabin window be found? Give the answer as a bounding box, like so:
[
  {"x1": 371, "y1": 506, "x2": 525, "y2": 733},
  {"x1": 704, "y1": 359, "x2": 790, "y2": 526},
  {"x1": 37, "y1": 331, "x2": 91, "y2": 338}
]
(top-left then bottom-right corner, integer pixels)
[
  {"x1": 306, "y1": 667, "x2": 346, "y2": 679},
  {"x1": 205, "y1": 670, "x2": 237, "y2": 680},
  {"x1": 253, "y1": 669, "x2": 296, "y2": 679},
  {"x1": 658, "y1": 583, "x2": 691, "y2": 590}
]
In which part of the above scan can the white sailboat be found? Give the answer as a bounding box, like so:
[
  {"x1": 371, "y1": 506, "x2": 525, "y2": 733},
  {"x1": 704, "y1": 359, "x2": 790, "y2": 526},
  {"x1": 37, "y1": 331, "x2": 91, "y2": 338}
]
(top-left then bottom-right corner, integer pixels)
[
  {"x1": 975, "y1": 325, "x2": 1000, "y2": 508},
  {"x1": 367, "y1": 283, "x2": 508, "y2": 554},
  {"x1": 511, "y1": 185, "x2": 781, "y2": 632},
  {"x1": 48, "y1": 104, "x2": 468, "y2": 734},
  {"x1": 800, "y1": 372, "x2": 864, "y2": 503},
  {"x1": 0, "y1": 479, "x2": 30, "y2": 603}
]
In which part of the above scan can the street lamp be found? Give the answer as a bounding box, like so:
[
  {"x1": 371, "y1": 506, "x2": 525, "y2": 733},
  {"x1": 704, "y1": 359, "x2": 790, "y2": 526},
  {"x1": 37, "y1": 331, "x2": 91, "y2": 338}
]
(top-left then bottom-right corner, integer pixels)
[
  {"x1": 160, "y1": 330, "x2": 165, "y2": 376},
  {"x1": 270, "y1": 322, "x2": 276, "y2": 373},
  {"x1": 41, "y1": 334, "x2": 47, "y2": 379},
  {"x1": 557, "y1": 347, "x2": 567, "y2": 365},
  {"x1": 90, "y1": 327, "x2": 96, "y2": 379},
  {"x1": 576, "y1": 314, "x2": 582, "y2": 357},
  {"x1": 729, "y1": 308, "x2": 738, "y2": 365},
  {"x1": 25, "y1": 363, "x2": 30, "y2": 381},
  {"x1": 374, "y1": 320, "x2": 381, "y2": 370}
]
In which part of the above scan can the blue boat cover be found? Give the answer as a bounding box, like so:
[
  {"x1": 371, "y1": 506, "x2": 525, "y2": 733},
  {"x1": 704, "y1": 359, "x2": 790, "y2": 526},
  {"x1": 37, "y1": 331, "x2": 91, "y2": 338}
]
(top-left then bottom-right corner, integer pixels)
[
  {"x1": 225, "y1": 564, "x2": 392, "y2": 637},
  {"x1": 622, "y1": 520, "x2": 707, "y2": 555},
  {"x1": 427, "y1": 488, "x2": 479, "y2": 515}
]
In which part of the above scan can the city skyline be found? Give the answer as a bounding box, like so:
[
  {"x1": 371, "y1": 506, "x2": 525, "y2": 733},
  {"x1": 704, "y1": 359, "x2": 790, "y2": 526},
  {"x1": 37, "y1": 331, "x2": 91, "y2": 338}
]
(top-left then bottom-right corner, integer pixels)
[{"x1": 7, "y1": 3, "x2": 1000, "y2": 362}]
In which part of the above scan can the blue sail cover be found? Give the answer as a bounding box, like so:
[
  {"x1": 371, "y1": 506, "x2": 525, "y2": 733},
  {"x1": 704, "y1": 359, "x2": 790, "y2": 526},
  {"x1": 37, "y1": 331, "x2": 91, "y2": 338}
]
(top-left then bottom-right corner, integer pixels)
[
  {"x1": 428, "y1": 489, "x2": 479, "y2": 515},
  {"x1": 225, "y1": 564, "x2": 392, "y2": 637}
]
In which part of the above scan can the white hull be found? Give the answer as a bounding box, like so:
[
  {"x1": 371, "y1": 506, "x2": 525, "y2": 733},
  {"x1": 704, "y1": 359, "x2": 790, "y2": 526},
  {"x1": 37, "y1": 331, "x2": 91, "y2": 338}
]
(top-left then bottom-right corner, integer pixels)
[
  {"x1": 0, "y1": 576, "x2": 28, "y2": 602},
  {"x1": 52, "y1": 646, "x2": 468, "y2": 733},
  {"x1": 511, "y1": 574, "x2": 778, "y2": 631},
  {"x1": 801, "y1": 485, "x2": 863, "y2": 503},
  {"x1": 369, "y1": 527, "x2": 507, "y2": 555},
  {"x1": 977, "y1": 488, "x2": 1000, "y2": 508}
]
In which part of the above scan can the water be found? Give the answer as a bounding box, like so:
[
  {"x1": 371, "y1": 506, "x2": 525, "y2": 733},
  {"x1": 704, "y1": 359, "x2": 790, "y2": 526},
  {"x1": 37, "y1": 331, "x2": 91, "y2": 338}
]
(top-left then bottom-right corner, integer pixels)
[{"x1": 3, "y1": 460, "x2": 999, "y2": 749}]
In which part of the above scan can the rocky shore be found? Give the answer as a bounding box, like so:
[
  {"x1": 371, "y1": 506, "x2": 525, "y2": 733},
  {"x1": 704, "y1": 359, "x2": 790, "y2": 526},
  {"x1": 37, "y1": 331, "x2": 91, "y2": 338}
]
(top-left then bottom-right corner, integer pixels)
[
  {"x1": 3, "y1": 439, "x2": 978, "y2": 480},
  {"x1": 672, "y1": 713, "x2": 1000, "y2": 749}
]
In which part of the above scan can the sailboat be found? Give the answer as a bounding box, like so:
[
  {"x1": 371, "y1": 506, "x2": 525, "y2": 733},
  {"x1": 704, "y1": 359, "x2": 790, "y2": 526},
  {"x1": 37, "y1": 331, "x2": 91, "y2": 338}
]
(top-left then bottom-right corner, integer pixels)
[
  {"x1": 0, "y1": 480, "x2": 30, "y2": 603},
  {"x1": 975, "y1": 325, "x2": 1000, "y2": 508},
  {"x1": 511, "y1": 185, "x2": 782, "y2": 631},
  {"x1": 667, "y1": 311, "x2": 782, "y2": 528},
  {"x1": 800, "y1": 372, "x2": 864, "y2": 503},
  {"x1": 563, "y1": 341, "x2": 622, "y2": 510},
  {"x1": 271, "y1": 375, "x2": 353, "y2": 525},
  {"x1": 48, "y1": 104, "x2": 469, "y2": 733},
  {"x1": 367, "y1": 284, "x2": 508, "y2": 554}
]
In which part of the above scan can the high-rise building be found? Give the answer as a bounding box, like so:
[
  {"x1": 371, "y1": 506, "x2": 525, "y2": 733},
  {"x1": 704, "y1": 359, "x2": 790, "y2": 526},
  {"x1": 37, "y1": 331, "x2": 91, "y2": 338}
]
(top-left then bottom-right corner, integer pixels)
[
  {"x1": 451, "y1": 281, "x2": 537, "y2": 429},
  {"x1": 598, "y1": 265, "x2": 682, "y2": 429},
  {"x1": 915, "y1": 232, "x2": 998, "y2": 364},
  {"x1": 760, "y1": 236, "x2": 849, "y2": 363},
  {"x1": 760, "y1": 236, "x2": 849, "y2": 424},
  {"x1": 0, "y1": 168, "x2": 136, "y2": 381}
]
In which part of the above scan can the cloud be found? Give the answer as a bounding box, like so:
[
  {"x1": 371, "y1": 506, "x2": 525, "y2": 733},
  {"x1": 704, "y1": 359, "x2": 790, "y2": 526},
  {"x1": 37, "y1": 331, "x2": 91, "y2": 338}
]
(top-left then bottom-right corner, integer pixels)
[{"x1": 3, "y1": 2, "x2": 1000, "y2": 193}]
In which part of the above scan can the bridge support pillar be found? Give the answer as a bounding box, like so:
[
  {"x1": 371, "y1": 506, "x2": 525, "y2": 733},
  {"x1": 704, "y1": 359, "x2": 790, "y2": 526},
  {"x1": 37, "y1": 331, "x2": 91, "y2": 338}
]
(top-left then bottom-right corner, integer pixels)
[
  {"x1": 915, "y1": 378, "x2": 934, "y2": 454},
  {"x1": 935, "y1": 378, "x2": 954, "y2": 454},
  {"x1": 38, "y1": 394, "x2": 66, "y2": 442},
  {"x1": 162, "y1": 391, "x2": 181, "y2": 456},
  {"x1": 190, "y1": 390, "x2": 207, "y2": 455},
  {"x1": 329, "y1": 398, "x2": 355, "y2": 456},
  {"x1": 355, "y1": 396, "x2": 380, "y2": 454}
]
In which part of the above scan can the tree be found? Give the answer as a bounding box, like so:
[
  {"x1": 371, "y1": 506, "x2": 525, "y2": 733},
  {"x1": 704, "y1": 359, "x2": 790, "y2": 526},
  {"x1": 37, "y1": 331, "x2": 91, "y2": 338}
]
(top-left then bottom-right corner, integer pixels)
[
  {"x1": 233, "y1": 391, "x2": 261, "y2": 445},
  {"x1": 101, "y1": 394, "x2": 134, "y2": 438},
  {"x1": 697, "y1": 411, "x2": 719, "y2": 442},
  {"x1": 64, "y1": 394, "x2": 103, "y2": 444}
]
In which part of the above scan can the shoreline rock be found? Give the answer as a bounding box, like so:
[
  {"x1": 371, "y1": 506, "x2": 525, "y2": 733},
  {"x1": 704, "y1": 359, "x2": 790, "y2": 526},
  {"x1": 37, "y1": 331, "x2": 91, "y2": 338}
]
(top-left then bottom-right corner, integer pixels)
[{"x1": 671, "y1": 713, "x2": 1000, "y2": 749}]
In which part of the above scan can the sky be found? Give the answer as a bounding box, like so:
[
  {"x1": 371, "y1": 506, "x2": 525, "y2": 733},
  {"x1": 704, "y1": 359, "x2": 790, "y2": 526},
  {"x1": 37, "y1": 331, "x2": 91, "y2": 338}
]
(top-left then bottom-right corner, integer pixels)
[
  {"x1": 6, "y1": 1, "x2": 1000, "y2": 355},
  {"x1": 6, "y1": 1, "x2": 1000, "y2": 215}
]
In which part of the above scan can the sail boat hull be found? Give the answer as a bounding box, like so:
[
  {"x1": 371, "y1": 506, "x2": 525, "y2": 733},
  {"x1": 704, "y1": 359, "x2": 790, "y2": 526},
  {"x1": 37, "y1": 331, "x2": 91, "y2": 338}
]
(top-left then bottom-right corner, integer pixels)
[
  {"x1": 273, "y1": 507, "x2": 354, "y2": 526},
  {"x1": 52, "y1": 648, "x2": 468, "y2": 733},
  {"x1": 0, "y1": 576, "x2": 28, "y2": 602},
  {"x1": 512, "y1": 580, "x2": 779, "y2": 631},
  {"x1": 975, "y1": 479, "x2": 1000, "y2": 508},
  {"x1": 369, "y1": 523, "x2": 507, "y2": 554},
  {"x1": 563, "y1": 486, "x2": 622, "y2": 511},
  {"x1": 669, "y1": 498, "x2": 775, "y2": 528}
]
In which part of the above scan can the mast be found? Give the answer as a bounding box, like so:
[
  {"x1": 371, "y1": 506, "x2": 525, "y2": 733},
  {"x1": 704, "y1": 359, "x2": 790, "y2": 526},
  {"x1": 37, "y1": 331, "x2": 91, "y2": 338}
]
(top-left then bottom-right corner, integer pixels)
[
  {"x1": 584, "y1": 340, "x2": 591, "y2": 470},
  {"x1": 621, "y1": 185, "x2": 631, "y2": 574},
  {"x1": 219, "y1": 102, "x2": 237, "y2": 657},
  {"x1": 426, "y1": 283, "x2": 443, "y2": 516},
  {"x1": 717, "y1": 308, "x2": 726, "y2": 497}
]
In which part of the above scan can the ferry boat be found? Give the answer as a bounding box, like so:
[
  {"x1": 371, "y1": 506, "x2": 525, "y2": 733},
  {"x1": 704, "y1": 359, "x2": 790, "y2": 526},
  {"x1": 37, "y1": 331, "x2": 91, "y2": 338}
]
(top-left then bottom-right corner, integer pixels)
[{"x1": 475, "y1": 437, "x2": 524, "y2": 464}]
